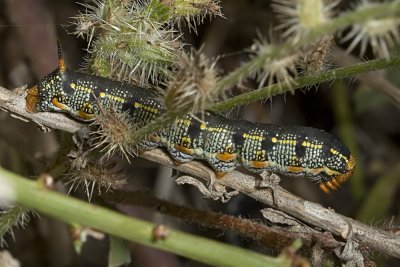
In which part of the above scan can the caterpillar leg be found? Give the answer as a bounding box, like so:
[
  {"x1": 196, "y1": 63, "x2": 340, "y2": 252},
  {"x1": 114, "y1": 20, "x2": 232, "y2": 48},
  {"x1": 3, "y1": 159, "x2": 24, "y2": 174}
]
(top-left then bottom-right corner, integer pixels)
[
  {"x1": 256, "y1": 171, "x2": 281, "y2": 189},
  {"x1": 257, "y1": 171, "x2": 281, "y2": 206},
  {"x1": 167, "y1": 145, "x2": 196, "y2": 163},
  {"x1": 175, "y1": 175, "x2": 239, "y2": 202},
  {"x1": 318, "y1": 177, "x2": 341, "y2": 193},
  {"x1": 214, "y1": 171, "x2": 228, "y2": 179},
  {"x1": 204, "y1": 151, "x2": 238, "y2": 178}
]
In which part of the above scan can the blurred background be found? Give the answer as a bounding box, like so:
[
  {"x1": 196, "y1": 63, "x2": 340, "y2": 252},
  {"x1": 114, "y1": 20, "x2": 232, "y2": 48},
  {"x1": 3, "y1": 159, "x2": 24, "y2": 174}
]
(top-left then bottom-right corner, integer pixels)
[{"x1": 0, "y1": 0, "x2": 399, "y2": 266}]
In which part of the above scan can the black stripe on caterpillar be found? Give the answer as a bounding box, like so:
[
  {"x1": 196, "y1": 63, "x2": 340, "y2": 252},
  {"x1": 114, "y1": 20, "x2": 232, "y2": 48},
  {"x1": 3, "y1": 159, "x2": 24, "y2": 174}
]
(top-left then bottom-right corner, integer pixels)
[{"x1": 26, "y1": 45, "x2": 356, "y2": 193}]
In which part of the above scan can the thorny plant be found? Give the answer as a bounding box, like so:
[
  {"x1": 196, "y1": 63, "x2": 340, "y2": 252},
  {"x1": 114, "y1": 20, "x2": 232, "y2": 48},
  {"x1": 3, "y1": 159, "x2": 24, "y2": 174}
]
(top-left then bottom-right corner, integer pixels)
[{"x1": 0, "y1": 207, "x2": 35, "y2": 246}]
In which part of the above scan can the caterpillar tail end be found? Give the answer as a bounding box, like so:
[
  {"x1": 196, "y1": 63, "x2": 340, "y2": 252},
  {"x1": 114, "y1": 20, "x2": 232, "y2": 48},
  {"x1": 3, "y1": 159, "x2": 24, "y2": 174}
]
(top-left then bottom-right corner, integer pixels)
[
  {"x1": 26, "y1": 86, "x2": 39, "y2": 113},
  {"x1": 319, "y1": 154, "x2": 356, "y2": 193}
]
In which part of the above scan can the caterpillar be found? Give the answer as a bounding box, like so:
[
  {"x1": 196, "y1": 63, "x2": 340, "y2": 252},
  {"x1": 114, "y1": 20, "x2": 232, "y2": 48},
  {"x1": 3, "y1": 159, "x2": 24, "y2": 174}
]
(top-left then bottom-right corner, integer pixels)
[{"x1": 26, "y1": 45, "x2": 356, "y2": 193}]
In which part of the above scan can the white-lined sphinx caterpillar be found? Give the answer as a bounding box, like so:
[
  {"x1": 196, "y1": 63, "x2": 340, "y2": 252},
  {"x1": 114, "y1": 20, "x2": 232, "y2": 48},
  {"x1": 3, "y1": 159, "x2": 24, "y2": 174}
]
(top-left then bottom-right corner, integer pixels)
[{"x1": 26, "y1": 45, "x2": 356, "y2": 193}]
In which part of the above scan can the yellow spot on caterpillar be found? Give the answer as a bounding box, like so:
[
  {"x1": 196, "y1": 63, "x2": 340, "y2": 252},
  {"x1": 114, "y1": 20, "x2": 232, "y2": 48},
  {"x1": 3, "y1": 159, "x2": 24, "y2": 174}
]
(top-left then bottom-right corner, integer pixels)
[
  {"x1": 208, "y1": 127, "x2": 225, "y2": 133},
  {"x1": 302, "y1": 141, "x2": 320, "y2": 148},
  {"x1": 75, "y1": 85, "x2": 92, "y2": 93},
  {"x1": 330, "y1": 148, "x2": 349, "y2": 163},
  {"x1": 273, "y1": 138, "x2": 296, "y2": 145},
  {"x1": 108, "y1": 96, "x2": 125, "y2": 103},
  {"x1": 136, "y1": 105, "x2": 159, "y2": 114},
  {"x1": 181, "y1": 137, "x2": 191, "y2": 144},
  {"x1": 177, "y1": 118, "x2": 190, "y2": 127},
  {"x1": 70, "y1": 83, "x2": 76, "y2": 89},
  {"x1": 200, "y1": 123, "x2": 207, "y2": 130},
  {"x1": 243, "y1": 133, "x2": 263, "y2": 141},
  {"x1": 99, "y1": 92, "x2": 106, "y2": 97},
  {"x1": 302, "y1": 141, "x2": 311, "y2": 147}
]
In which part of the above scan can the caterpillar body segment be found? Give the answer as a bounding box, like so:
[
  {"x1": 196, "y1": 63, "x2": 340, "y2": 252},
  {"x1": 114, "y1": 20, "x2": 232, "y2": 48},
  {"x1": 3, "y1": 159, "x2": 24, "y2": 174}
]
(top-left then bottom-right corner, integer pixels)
[{"x1": 26, "y1": 50, "x2": 356, "y2": 192}]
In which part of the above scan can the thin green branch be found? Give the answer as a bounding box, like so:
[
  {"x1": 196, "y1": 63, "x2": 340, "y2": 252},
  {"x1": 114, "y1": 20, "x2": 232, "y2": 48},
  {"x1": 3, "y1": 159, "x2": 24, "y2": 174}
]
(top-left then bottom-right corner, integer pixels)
[
  {"x1": 106, "y1": 190, "x2": 341, "y2": 253},
  {"x1": 0, "y1": 167, "x2": 292, "y2": 267},
  {"x1": 211, "y1": 55, "x2": 400, "y2": 112}
]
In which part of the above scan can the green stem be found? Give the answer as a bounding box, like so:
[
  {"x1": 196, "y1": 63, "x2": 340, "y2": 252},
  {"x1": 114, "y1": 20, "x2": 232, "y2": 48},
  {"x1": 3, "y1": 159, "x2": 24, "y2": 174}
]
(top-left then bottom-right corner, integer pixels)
[
  {"x1": 212, "y1": 55, "x2": 400, "y2": 112},
  {"x1": 0, "y1": 167, "x2": 289, "y2": 267}
]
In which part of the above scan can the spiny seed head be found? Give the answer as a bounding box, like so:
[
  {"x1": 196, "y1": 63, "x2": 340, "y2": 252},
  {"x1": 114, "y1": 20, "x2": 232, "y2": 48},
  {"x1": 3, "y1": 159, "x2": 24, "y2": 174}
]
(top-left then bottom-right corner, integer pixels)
[
  {"x1": 72, "y1": 0, "x2": 128, "y2": 47},
  {"x1": 162, "y1": 49, "x2": 220, "y2": 114},
  {"x1": 0, "y1": 207, "x2": 33, "y2": 245},
  {"x1": 272, "y1": 0, "x2": 338, "y2": 43},
  {"x1": 303, "y1": 35, "x2": 334, "y2": 74},
  {"x1": 91, "y1": 108, "x2": 138, "y2": 162},
  {"x1": 73, "y1": 0, "x2": 184, "y2": 85},
  {"x1": 67, "y1": 161, "x2": 126, "y2": 201},
  {"x1": 250, "y1": 37, "x2": 301, "y2": 89},
  {"x1": 340, "y1": 0, "x2": 400, "y2": 58},
  {"x1": 162, "y1": 0, "x2": 222, "y2": 33},
  {"x1": 92, "y1": 27, "x2": 181, "y2": 84}
]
